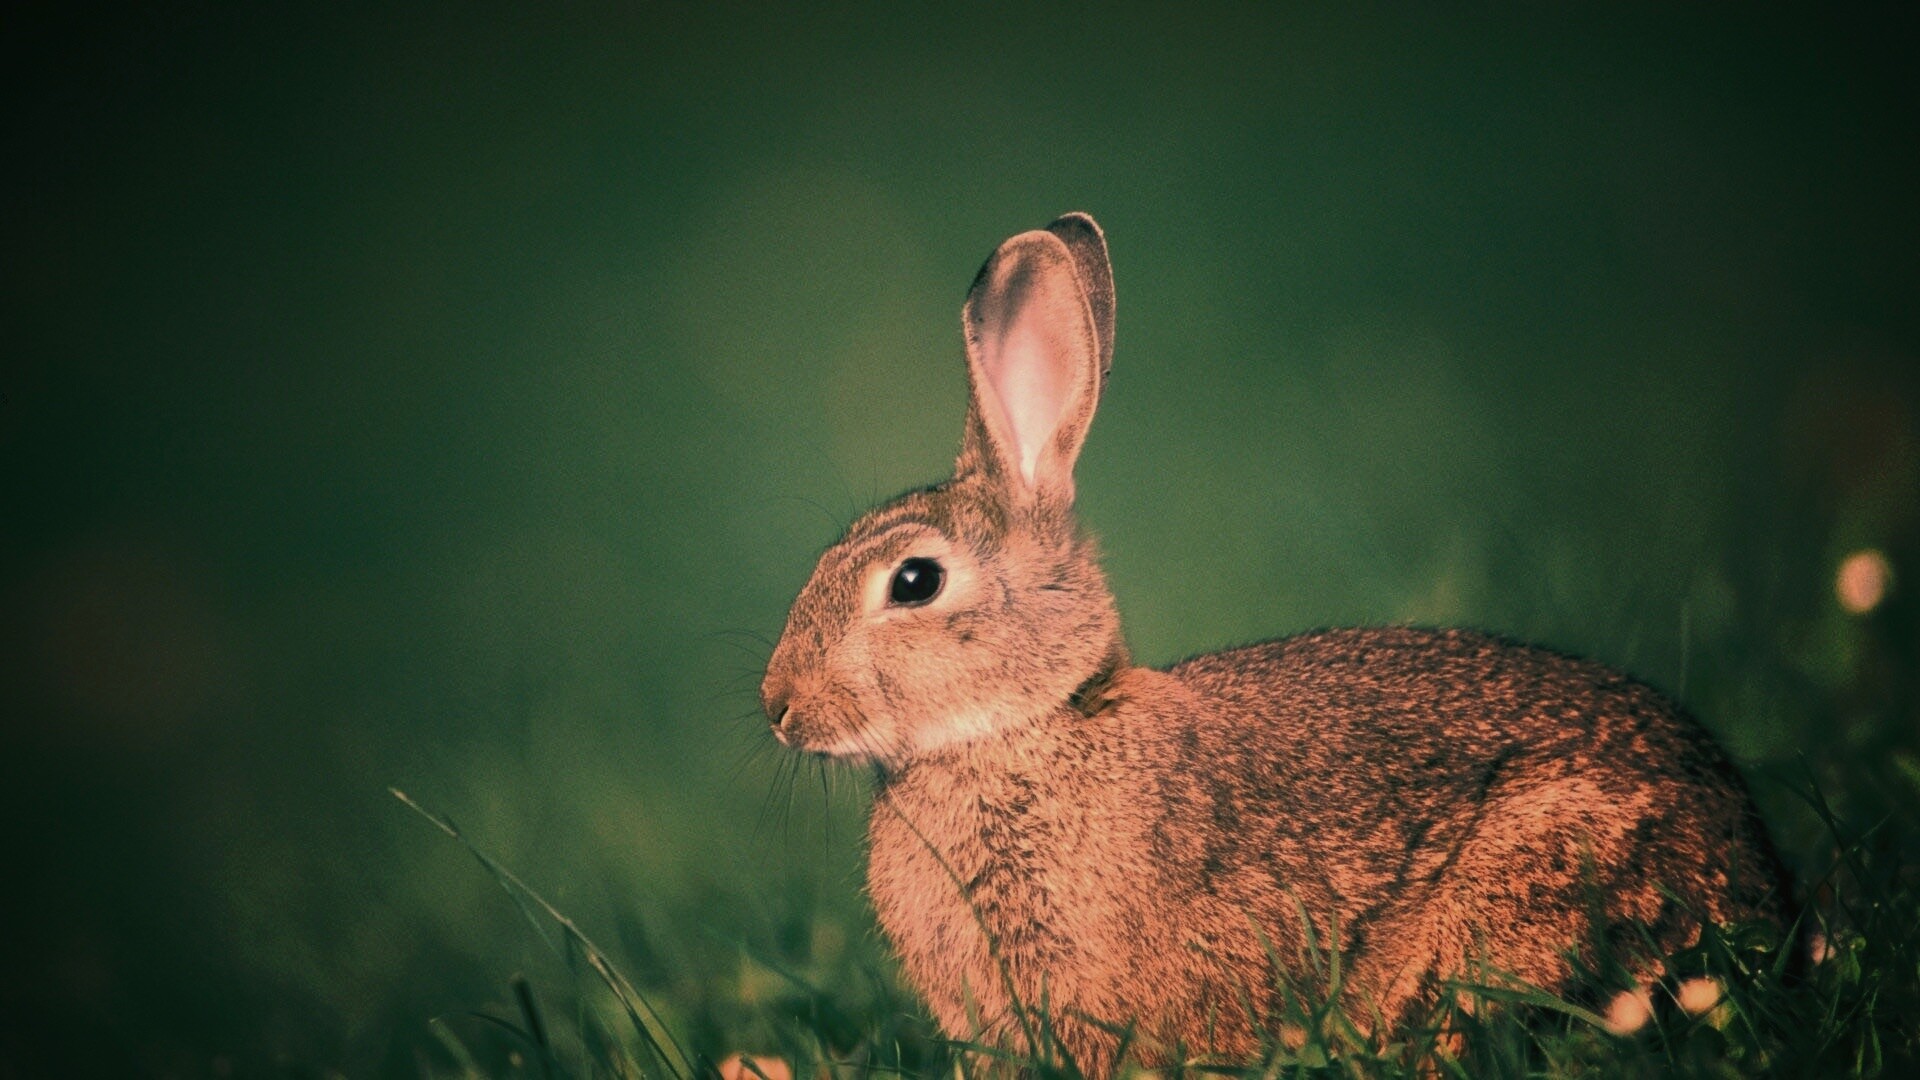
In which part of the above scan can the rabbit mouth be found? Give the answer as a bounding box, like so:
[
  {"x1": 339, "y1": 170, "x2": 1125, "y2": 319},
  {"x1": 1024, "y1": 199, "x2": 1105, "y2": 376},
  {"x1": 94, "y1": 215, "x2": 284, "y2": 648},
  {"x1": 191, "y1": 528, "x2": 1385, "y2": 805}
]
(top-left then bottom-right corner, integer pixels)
[
  {"x1": 773, "y1": 699, "x2": 893, "y2": 762},
  {"x1": 789, "y1": 731, "x2": 892, "y2": 762}
]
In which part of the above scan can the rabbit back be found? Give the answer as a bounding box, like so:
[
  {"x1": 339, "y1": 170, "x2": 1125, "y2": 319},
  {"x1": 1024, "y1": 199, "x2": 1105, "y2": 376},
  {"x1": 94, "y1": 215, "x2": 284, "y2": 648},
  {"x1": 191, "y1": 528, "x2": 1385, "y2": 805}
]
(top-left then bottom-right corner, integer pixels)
[{"x1": 1159, "y1": 626, "x2": 1787, "y2": 1011}]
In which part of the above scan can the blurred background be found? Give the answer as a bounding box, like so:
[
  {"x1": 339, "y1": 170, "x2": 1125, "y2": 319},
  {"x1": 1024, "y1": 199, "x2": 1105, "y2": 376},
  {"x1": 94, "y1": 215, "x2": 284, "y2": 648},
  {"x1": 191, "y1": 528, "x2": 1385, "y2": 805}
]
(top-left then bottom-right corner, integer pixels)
[{"x1": 4, "y1": 3, "x2": 1917, "y2": 1075}]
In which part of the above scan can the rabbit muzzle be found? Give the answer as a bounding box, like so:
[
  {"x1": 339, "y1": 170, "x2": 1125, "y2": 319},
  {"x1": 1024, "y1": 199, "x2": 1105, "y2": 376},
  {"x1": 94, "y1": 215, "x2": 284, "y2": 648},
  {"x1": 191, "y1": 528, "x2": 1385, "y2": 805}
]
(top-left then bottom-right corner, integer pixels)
[
  {"x1": 761, "y1": 673, "x2": 795, "y2": 740},
  {"x1": 761, "y1": 666, "x2": 868, "y2": 757}
]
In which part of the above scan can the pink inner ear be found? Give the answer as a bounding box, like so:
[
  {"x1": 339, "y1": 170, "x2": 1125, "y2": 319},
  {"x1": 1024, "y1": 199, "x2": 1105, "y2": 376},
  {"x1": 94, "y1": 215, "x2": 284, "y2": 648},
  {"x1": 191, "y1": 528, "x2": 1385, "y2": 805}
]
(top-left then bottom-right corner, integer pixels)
[{"x1": 985, "y1": 321, "x2": 1073, "y2": 486}]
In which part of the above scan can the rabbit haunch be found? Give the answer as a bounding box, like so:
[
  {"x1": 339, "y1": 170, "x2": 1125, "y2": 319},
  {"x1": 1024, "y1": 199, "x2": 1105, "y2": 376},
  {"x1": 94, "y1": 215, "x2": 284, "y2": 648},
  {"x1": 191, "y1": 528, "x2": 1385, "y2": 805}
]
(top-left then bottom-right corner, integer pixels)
[{"x1": 762, "y1": 213, "x2": 1787, "y2": 1070}]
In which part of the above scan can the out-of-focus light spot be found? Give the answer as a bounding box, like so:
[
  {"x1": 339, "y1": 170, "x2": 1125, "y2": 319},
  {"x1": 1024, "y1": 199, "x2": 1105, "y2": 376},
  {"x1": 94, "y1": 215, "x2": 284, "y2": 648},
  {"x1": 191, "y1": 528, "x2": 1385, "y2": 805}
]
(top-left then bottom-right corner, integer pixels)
[
  {"x1": 1602, "y1": 985, "x2": 1653, "y2": 1036},
  {"x1": 1835, "y1": 549, "x2": 1893, "y2": 614},
  {"x1": 1675, "y1": 976, "x2": 1722, "y2": 1015},
  {"x1": 718, "y1": 1055, "x2": 792, "y2": 1080}
]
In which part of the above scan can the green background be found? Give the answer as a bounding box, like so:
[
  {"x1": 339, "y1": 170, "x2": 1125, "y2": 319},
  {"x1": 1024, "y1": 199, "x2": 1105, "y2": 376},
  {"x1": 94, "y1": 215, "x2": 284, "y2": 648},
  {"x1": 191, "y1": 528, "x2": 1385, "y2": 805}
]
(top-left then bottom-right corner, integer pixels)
[{"x1": 5, "y1": 4, "x2": 1917, "y2": 1075}]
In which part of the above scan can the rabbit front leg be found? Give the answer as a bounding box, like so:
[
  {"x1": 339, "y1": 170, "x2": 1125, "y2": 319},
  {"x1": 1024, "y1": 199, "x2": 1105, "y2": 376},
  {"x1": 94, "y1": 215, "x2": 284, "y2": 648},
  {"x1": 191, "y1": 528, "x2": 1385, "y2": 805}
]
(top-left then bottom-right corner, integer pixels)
[{"x1": 867, "y1": 764, "x2": 1147, "y2": 1072}]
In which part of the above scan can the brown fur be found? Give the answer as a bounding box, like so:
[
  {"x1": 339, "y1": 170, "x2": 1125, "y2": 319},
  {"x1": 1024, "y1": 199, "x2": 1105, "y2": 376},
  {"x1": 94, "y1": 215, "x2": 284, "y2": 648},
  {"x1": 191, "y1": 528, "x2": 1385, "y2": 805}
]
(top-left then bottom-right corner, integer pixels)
[{"x1": 761, "y1": 214, "x2": 1787, "y2": 1072}]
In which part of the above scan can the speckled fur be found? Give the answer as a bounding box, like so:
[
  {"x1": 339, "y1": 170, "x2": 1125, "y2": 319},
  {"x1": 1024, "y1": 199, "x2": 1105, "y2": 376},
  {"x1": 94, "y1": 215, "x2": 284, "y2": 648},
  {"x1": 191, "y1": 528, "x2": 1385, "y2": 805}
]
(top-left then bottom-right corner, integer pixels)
[{"x1": 761, "y1": 215, "x2": 1787, "y2": 1071}]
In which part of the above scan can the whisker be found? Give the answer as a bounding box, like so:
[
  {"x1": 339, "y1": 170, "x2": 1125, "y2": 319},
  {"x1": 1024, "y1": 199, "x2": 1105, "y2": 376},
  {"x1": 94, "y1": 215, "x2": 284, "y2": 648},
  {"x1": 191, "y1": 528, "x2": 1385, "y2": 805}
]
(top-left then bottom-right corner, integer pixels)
[
  {"x1": 818, "y1": 759, "x2": 834, "y2": 848},
  {"x1": 725, "y1": 725, "x2": 777, "y2": 782},
  {"x1": 709, "y1": 626, "x2": 777, "y2": 648},
  {"x1": 753, "y1": 750, "x2": 792, "y2": 841},
  {"x1": 705, "y1": 680, "x2": 767, "y2": 710},
  {"x1": 705, "y1": 632, "x2": 775, "y2": 665},
  {"x1": 783, "y1": 752, "x2": 804, "y2": 845},
  {"x1": 776, "y1": 492, "x2": 850, "y2": 535}
]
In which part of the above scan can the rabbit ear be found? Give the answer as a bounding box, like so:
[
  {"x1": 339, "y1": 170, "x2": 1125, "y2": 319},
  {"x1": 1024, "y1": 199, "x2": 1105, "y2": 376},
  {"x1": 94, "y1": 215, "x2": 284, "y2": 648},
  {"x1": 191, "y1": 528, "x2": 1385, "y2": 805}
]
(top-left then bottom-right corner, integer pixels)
[
  {"x1": 1045, "y1": 212, "x2": 1115, "y2": 389},
  {"x1": 958, "y1": 225, "x2": 1104, "y2": 508}
]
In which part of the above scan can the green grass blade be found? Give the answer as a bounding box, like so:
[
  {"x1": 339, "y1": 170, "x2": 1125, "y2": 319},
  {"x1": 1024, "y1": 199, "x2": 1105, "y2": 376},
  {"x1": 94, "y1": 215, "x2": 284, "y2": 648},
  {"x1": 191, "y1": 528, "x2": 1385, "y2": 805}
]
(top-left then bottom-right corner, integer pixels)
[{"x1": 392, "y1": 788, "x2": 695, "y2": 1080}]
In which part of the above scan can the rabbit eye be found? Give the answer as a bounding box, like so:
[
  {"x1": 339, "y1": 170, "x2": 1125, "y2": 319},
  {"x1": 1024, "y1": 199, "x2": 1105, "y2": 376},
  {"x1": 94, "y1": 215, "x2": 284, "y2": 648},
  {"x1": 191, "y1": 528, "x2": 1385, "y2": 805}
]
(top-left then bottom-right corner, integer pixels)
[{"x1": 888, "y1": 557, "x2": 945, "y2": 606}]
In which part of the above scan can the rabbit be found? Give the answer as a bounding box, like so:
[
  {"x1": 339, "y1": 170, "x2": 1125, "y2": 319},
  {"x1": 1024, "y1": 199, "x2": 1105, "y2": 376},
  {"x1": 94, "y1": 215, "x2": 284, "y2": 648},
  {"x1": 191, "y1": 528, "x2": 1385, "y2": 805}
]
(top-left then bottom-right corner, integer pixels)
[{"x1": 760, "y1": 212, "x2": 1789, "y2": 1070}]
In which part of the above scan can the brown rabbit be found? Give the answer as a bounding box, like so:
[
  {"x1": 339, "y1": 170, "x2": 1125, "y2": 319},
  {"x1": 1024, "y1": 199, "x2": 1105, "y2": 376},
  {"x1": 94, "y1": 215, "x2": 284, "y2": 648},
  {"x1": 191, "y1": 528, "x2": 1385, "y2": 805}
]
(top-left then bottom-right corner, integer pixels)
[{"x1": 761, "y1": 213, "x2": 1787, "y2": 1069}]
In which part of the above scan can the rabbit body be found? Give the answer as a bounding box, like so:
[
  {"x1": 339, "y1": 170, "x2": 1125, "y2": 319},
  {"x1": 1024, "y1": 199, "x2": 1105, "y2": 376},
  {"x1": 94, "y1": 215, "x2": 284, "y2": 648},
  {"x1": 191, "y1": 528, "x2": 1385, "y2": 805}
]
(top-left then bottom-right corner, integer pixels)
[
  {"x1": 762, "y1": 214, "x2": 1786, "y2": 1068},
  {"x1": 866, "y1": 628, "x2": 1783, "y2": 1062}
]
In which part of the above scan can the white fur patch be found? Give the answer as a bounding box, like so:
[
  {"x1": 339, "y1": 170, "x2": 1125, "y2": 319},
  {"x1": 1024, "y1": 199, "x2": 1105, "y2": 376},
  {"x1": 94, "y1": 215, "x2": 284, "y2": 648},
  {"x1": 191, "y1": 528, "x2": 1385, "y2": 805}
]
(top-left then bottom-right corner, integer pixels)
[
  {"x1": 810, "y1": 703, "x2": 1027, "y2": 763},
  {"x1": 911, "y1": 704, "x2": 1020, "y2": 755}
]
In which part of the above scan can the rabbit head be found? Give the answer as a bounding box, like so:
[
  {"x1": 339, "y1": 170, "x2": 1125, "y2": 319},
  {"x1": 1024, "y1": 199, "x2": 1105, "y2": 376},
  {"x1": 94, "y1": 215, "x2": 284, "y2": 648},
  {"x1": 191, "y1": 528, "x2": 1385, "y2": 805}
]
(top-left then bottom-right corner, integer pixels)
[{"x1": 762, "y1": 214, "x2": 1124, "y2": 767}]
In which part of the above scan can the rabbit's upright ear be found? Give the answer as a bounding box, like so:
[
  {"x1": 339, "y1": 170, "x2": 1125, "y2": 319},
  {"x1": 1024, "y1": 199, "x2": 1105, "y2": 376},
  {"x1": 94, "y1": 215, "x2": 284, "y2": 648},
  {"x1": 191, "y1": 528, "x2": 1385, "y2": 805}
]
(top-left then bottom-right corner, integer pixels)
[
  {"x1": 958, "y1": 222, "x2": 1107, "y2": 509},
  {"x1": 1046, "y1": 212, "x2": 1115, "y2": 389}
]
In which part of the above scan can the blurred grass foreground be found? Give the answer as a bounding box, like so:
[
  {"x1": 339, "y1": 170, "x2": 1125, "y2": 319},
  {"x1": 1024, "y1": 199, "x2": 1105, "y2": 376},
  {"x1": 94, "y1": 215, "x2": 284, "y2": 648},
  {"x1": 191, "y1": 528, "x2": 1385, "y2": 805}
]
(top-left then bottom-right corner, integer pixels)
[{"x1": 5, "y1": 4, "x2": 1920, "y2": 1077}]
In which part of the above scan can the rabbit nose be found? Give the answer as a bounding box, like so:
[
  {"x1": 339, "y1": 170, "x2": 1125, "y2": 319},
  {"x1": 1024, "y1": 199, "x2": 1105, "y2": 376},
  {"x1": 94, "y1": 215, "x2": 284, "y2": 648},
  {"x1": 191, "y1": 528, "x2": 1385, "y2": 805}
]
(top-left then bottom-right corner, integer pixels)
[
  {"x1": 766, "y1": 696, "x2": 795, "y2": 746},
  {"x1": 762, "y1": 679, "x2": 792, "y2": 729}
]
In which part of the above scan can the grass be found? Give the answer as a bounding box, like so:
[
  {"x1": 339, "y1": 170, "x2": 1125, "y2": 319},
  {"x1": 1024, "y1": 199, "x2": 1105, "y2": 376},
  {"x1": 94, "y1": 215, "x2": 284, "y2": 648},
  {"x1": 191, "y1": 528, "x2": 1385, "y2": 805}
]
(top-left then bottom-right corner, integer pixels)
[{"x1": 397, "y1": 767, "x2": 1920, "y2": 1080}]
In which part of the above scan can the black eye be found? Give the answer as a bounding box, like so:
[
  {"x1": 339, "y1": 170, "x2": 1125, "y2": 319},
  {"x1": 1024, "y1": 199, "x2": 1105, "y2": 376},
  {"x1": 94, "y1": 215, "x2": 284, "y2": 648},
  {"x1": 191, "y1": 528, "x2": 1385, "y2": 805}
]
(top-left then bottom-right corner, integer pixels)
[{"x1": 888, "y1": 557, "x2": 945, "y2": 606}]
